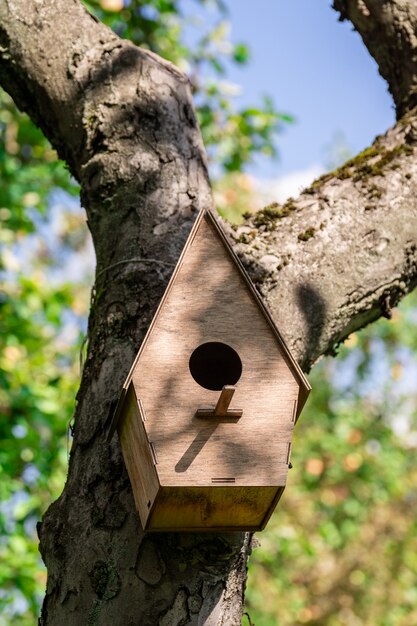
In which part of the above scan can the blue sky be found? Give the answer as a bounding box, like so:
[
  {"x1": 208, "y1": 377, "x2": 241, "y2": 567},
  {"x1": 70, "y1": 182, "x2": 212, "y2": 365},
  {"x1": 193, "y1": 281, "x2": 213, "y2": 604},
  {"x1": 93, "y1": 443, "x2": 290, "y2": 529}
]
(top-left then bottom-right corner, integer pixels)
[{"x1": 223, "y1": 0, "x2": 394, "y2": 179}]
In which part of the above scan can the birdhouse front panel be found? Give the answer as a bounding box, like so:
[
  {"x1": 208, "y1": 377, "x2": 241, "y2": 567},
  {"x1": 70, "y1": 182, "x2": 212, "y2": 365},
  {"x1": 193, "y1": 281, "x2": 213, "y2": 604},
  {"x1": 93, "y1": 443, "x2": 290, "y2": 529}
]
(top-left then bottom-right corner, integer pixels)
[
  {"x1": 130, "y1": 214, "x2": 299, "y2": 484},
  {"x1": 114, "y1": 209, "x2": 311, "y2": 531}
]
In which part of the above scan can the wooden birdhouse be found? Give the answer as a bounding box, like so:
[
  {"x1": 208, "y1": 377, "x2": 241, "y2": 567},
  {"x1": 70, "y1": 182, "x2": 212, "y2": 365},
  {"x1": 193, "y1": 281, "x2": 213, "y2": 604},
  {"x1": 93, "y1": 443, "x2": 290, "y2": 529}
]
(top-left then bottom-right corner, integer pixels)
[{"x1": 109, "y1": 209, "x2": 310, "y2": 531}]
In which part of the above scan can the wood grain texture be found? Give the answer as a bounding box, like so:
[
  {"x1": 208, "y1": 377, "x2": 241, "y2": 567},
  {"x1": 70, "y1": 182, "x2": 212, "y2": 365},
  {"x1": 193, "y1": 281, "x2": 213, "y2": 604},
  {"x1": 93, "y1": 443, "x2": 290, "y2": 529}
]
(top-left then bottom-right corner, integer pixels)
[
  {"x1": 214, "y1": 385, "x2": 236, "y2": 415},
  {"x1": 132, "y1": 212, "x2": 300, "y2": 485},
  {"x1": 124, "y1": 209, "x2": 311, "y2": 414},
  {"x1": 118, "y1": 383, "x2": 159, "y2": 528},
  {"x1": 117, "y1": 210, "x2": 309, "y2": 530},
  {"x1": 195, "y1": 385, "x2": 243, "y2": 418}
]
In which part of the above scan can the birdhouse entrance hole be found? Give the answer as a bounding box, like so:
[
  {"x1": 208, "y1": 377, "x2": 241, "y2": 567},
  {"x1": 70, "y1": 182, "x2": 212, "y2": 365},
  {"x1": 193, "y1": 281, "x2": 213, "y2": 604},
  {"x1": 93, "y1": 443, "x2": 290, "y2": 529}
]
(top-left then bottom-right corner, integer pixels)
[{"x1": 189, "y1": 342, "x2": 242, "y2": 391}]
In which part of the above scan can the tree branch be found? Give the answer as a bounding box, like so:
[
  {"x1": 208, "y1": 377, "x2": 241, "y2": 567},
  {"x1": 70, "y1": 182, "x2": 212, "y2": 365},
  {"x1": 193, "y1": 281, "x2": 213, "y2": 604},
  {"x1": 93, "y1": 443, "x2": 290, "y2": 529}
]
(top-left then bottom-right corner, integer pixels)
[
  {"x1": 332, "y1": 0, "x2": 417, "y2": 117},
  {"x1": 0, "y1": 0, "x2": 109, "y2": 175},
  {"x1": 232, "y1": 111, "x2": 417, "y2": 371}
]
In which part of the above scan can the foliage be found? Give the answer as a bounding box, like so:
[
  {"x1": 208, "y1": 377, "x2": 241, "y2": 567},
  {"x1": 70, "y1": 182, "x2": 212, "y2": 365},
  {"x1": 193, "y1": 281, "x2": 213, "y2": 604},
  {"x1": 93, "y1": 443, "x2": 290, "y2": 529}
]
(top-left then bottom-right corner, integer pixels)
[
  {"x1": 214, "y1": 172, "x2": 260, "y2": 223},
  {"x1": 245, "y1": 292, "x2": 417, "y2": 626},
  {"x1": 0, "y1": 83, "x2": 92, "y2": 623},
  {"x1": 0, "y1": 275, "x2": 85, "y2": 625},
  {"x1": 0, "y1": 91, "x2": 78, "y2": 233}
]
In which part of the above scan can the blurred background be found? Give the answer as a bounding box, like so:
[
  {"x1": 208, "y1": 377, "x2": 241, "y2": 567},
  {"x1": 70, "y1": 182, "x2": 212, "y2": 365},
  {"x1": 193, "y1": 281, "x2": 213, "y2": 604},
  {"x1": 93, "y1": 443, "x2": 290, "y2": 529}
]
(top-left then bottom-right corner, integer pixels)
[{"x1": 1, "y1": 2, "x2": 416, "y2": 625}]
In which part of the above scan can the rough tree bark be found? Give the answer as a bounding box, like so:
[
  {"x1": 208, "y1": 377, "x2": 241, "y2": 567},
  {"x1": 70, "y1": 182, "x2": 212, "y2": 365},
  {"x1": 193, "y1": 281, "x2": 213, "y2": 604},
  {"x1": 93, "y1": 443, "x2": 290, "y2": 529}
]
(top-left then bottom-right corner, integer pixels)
[{"x1": 0, "y1": 0, "x2": 417, "y2": 624}]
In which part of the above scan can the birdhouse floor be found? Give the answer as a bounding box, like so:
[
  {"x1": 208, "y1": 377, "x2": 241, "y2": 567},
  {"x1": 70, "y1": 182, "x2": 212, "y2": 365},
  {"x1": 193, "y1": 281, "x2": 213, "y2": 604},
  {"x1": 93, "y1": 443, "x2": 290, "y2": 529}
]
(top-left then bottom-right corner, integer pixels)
[{"x1": 143, "y1": 485, "x2": 285, "y2": 532}]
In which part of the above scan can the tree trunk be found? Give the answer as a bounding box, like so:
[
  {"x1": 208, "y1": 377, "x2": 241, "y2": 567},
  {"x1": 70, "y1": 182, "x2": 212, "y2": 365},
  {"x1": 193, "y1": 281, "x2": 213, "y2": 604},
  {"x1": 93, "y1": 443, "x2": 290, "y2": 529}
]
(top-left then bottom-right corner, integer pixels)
[{"x1": 1, "y1": 1, "x2": 417, "y2": 624}]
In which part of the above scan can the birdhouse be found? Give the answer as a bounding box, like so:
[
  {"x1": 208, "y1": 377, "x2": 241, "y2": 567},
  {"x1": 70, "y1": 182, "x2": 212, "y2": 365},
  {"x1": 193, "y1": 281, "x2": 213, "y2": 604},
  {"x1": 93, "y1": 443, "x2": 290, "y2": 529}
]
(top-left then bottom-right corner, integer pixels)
[{"x1": 109, "y1": 209, "x2": 310, "y2": 531}]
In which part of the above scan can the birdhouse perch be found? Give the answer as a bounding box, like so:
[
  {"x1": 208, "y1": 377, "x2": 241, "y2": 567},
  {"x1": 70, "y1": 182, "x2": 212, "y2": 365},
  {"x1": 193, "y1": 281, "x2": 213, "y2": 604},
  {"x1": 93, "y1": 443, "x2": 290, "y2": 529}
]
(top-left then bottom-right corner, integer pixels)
[{"x1": 109, "y1": 208, "x2": 310, "y2": 532}]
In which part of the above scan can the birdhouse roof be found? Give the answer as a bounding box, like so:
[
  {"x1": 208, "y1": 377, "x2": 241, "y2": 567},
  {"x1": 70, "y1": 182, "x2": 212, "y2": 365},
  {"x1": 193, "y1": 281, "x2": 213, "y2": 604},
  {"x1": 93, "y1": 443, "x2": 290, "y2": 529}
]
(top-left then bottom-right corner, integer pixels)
[{"x1": 109, "y1": 208, "x2": 310, "y2": 438}]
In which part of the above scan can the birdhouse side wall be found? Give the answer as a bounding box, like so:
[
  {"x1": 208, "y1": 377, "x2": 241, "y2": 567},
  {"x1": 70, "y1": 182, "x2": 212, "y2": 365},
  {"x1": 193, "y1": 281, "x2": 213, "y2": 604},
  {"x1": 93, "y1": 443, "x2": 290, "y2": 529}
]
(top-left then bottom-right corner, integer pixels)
[{"x1": 118, "y1": 383, "x2": 160, "y2": 529}]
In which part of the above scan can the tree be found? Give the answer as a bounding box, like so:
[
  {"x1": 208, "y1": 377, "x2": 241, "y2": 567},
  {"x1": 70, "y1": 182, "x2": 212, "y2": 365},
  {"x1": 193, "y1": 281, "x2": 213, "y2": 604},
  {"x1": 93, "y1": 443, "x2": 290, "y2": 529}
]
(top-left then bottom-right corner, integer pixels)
[
  {"x1": 1, "y1": 0, "x2": 417, "y2": 624},
  {"x1": 0, "y1": 8, "x2": 283, "y2": 621}
]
